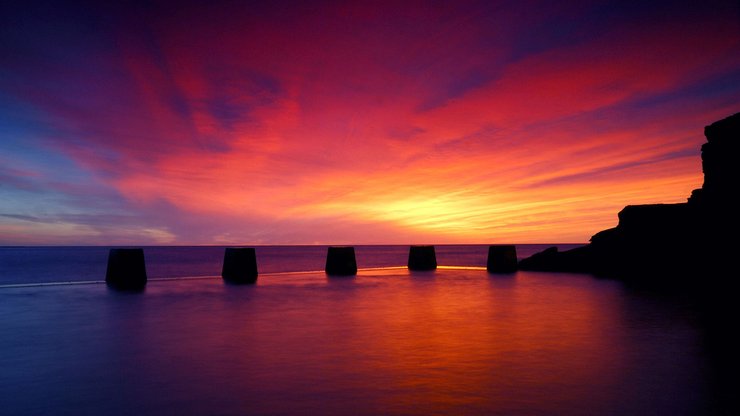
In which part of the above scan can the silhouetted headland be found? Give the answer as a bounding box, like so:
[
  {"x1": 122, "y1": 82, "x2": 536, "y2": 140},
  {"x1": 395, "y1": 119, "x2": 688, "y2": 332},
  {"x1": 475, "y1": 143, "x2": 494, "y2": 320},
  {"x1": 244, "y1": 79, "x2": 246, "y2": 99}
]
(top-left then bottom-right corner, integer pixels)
[
  {"x1": 519, "y1": 114, "x2": 740, "y2": 406},
  {"x1": 520, "y1": 112, "x2": 739, "y2": 281}
]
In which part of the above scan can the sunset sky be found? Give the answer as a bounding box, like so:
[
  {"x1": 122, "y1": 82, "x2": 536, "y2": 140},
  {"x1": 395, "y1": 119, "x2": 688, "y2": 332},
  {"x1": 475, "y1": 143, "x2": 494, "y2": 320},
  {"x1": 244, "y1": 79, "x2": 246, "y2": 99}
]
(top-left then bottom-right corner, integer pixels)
[{"x1": 1, "y1": 0, "x2": 739, "y2": 245}]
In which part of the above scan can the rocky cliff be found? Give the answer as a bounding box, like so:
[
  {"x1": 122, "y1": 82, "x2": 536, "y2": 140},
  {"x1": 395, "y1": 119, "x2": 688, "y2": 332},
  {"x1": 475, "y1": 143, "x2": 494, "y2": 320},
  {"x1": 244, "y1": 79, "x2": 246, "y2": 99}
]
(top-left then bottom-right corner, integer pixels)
[{"x1": 519, "y1": 112, "x2": 739, "y2": 280}]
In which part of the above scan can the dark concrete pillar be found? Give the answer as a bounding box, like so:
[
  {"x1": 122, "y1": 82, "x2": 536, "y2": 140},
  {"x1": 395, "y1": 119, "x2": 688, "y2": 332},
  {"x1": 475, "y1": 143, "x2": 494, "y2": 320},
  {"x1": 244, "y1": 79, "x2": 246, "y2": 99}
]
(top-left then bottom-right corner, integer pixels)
[
  {"x1": 222, "y1": 248, "x2": 258, "y2": 283},
  {"x1": 325, "y1": 246, "x2": 357, "y2": 276},
  {"x1": 106, "y1": 248, "x2": 147, "y2": 290},
  {"x1": 408, "y1": 245, "x2": 437, "y2": 271},
  {"x1": 487, "y1": 245, "x2": 518, "y2": 273}
]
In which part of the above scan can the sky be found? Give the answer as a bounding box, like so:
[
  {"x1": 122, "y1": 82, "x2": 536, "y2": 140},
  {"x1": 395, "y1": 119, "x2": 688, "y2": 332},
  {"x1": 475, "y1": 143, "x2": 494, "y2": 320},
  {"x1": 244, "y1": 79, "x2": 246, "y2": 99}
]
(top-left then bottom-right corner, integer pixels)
[{"x1": 1, "y1": 0, "x2": 739, "y2": 245}]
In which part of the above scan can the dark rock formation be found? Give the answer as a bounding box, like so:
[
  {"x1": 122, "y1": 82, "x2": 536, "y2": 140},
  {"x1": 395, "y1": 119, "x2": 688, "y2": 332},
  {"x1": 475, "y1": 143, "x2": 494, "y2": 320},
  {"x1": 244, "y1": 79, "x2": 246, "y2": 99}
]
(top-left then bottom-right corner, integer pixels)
[
  {"x1": 222, "y1": 247, "x2": 258, "y2": 283},
  {"x1": 408, "y1": 245, "x2": 437, "y2": 271},
  {"x1": 520, "y1": 112, "x2": 739, "y2": 279},
  {"x1": 487, "y1": 245, "x2": 518, "y2": 273},
  {"x1": 325, "y1": 246, "x2": 357, "y2": 276},
  {"x1": 106, "y1": 248, "x2": 147, "y2": 290}
]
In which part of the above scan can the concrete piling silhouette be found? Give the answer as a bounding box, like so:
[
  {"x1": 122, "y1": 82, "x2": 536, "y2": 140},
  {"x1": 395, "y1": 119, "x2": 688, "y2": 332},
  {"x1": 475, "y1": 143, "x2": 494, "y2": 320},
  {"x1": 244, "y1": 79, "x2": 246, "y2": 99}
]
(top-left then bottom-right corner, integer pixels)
[
  {"x1": 106, "y1": 248, "x2": 147, "y2": 290},
  {"x1": 104, "y1": 244, "x2": 522, "y2": 289},
  {"x1": 487, "y1": 245, "x2": 518, "y2": 273},
  {"x1": 222, "y1": 248, "x2": 258, "y2": 283},
  {"x1": 408, "y1": 245, "x2": 437, "y2": 271},
  {"x1": 325, "y1": 246, "x2": 358, "y2": 276}
]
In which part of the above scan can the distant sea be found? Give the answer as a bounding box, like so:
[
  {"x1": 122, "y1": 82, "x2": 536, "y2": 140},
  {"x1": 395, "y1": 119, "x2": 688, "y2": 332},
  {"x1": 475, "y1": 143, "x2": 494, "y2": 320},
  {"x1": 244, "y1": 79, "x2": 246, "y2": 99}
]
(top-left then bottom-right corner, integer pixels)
[{"x1": 0, "y1": 244, "x2": 727, "y2": 415}]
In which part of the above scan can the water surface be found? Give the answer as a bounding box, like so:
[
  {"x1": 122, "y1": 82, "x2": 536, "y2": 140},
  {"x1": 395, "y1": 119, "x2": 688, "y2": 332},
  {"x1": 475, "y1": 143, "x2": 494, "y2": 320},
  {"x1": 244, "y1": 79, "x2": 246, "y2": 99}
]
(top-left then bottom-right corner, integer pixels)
[{"x1": 0, "y1": 267, "x2": 715, "y2": 415}]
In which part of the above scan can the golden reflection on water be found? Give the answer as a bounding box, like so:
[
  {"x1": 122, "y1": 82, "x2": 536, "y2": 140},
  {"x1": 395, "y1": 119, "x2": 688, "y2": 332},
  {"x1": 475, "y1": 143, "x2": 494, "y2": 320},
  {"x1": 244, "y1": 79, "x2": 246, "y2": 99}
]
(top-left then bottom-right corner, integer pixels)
[
  {"x1": 186, "y1": 269, "x2": 633, "y2": 414},
  {"x1": 1, "y1": 269, "x2": 709, "y2": 415},
  {"x1": 332, "y1": 271, "x2": 626, "y2": 414}
]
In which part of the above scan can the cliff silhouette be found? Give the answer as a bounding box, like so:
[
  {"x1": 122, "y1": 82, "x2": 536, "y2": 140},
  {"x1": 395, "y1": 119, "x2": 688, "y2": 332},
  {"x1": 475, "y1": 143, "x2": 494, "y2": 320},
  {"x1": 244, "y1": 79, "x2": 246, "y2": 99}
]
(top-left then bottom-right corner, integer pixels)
[{"x1": 520, "y1": 112, "x2": 739, "y2": 280}]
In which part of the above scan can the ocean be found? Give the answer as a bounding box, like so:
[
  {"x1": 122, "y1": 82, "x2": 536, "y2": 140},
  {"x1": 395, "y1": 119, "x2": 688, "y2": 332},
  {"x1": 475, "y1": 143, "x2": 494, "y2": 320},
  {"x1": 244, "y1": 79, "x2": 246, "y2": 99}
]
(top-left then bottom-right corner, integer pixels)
[{"x1": 0, "y1": 245, "x2": 727, "y2": 415}]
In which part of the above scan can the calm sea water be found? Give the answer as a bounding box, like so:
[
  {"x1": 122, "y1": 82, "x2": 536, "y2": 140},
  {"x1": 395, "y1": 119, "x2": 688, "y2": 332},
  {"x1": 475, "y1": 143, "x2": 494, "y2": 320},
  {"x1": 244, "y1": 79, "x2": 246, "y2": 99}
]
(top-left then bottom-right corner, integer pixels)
[{"x1": 0, "y1": 245, "x2": 728, "y2": 415}]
